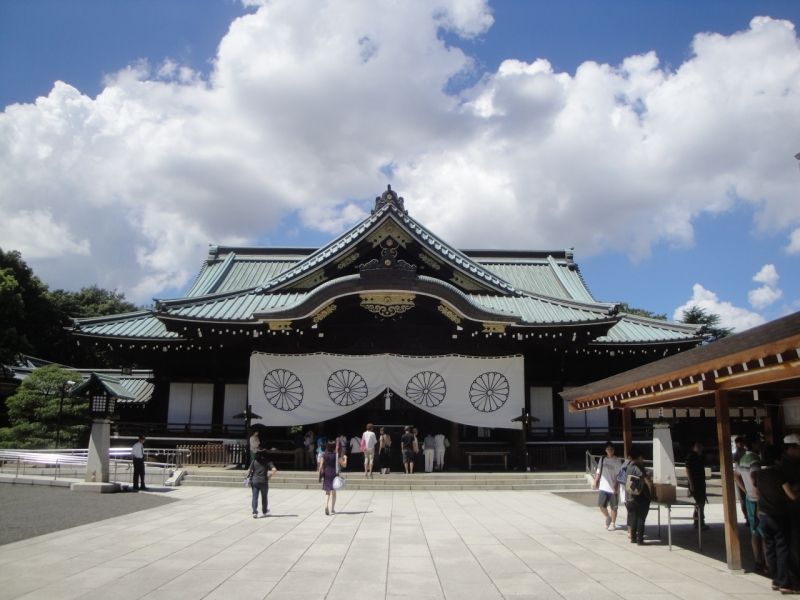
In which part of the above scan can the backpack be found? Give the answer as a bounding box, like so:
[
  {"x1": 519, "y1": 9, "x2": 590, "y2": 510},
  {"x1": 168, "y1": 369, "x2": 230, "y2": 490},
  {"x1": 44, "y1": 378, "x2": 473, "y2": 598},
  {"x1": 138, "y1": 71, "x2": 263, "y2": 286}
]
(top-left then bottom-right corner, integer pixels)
[
  {"x1": 625, "y1": 467, "x2": 644, "y2": 498},
  {"x1": 617, "y1": 460, "x2": 630, "y2": 486}
]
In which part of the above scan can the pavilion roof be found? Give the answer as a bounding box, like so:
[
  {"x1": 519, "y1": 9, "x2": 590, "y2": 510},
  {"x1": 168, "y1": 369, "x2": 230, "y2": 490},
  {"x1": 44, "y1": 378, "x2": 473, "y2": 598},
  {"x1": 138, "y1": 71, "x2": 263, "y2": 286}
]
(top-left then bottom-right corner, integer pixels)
[{"x1": 563, "y1": 311, "x2": 800, "y2": 411}]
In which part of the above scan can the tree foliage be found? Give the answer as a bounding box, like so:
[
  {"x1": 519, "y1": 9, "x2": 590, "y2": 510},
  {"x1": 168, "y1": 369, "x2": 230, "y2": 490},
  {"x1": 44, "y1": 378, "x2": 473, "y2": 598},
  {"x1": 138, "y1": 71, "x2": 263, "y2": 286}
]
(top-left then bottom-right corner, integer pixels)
[
  {"x1": 0, "y1": 365, "x2": 88, "y2": 449},
  {"x1": 0, "y1": 248, "x2": 140, "y2": 367},
  {"x1": 679, "y1": 305, "x2": 733, "y2": 341},
  {"x1": 617, "y1": 303, "x2": 667, "y2": 321}
]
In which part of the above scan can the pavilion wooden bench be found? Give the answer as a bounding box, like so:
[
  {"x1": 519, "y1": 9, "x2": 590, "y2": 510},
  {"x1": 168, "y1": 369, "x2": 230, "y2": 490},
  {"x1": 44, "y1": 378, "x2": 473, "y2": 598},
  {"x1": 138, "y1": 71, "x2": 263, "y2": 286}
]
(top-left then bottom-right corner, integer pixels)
[{"x1": 465, "y1": 451, "x2": 511, "y2": 471}]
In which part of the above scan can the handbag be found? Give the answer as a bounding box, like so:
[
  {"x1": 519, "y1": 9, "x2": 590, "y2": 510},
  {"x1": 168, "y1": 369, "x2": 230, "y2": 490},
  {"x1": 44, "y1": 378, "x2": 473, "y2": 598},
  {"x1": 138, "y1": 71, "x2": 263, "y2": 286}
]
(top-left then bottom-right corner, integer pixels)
[
  {"x1": 243, "y1": 475, "x2": 252, "y2": 487},
  {"x1": 332, "y1": 474, "x2": 346, "y2": 490}
]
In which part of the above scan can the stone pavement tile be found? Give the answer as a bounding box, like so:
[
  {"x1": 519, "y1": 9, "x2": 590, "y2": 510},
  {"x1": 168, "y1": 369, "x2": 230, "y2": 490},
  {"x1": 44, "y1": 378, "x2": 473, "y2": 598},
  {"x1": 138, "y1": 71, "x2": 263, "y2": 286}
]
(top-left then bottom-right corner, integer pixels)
[
  {"x1": 0, "y1": 578, "x2": 47, "y2": 600},
  {"x1": 389, "y1": 554, "x2": 437, "y2": 573},
  {"x1": 142, "y1": 568, "x2": 234, "y2": 600},
  {"x1": 683, "y1": 572, "x2": 772, "y2": 594},
  {"x1": 386, "y1": 573, "x2": 443, "y2": 597},
  {"x1": 434, "y1": 564, "x2": 493, "y2": 584},
  {"x1": 489, "y1": 572, "x2": 551, "y2": 596},
  {"x1": 290, "y1": 555, "x2": 343, "y2": 573},
  {"x1": 474, "y1": 555, "x2": 533, "y2": 576},
  {"x1": 652, "y1": 579, "x2": 742, "y2": 600},
  {"x1": 327, "y1": 580, "x2": 386, "y2": 599},
  {"x1": 618, "y1": 595, "x2": 679, "y2": 600},
  {"x1": 530, "y1": 562, "x2": 586, "y2": 582},
  {"x1": 268, "y1": 571, "x2": 335, "y2": 595},
  {"x1": 202, "y1": 578, "x2": 277, "y2": 600},
  {"x1": 548, "y1": 579, "x2": 619, "y2": 600},
  {"x1": 439, "y1": 580, "x2": 504, "y2": 600},
  {"x1": 197, "y1": 549, "x2": 258, "y2": 571},
  {"x1": 513, "y1": 548, "x2": 567, "y2": 566},
  {"x1": 592, "y1": 573, "x2": 655, "y2": 595}
]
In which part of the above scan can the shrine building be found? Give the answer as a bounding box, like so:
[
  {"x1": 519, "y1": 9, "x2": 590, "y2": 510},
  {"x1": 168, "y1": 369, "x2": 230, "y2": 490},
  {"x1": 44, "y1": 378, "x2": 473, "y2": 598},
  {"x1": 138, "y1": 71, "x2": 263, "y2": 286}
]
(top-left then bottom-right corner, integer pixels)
[{"x1": 70, "y1": 186, "x2": 702, "y2": 468}]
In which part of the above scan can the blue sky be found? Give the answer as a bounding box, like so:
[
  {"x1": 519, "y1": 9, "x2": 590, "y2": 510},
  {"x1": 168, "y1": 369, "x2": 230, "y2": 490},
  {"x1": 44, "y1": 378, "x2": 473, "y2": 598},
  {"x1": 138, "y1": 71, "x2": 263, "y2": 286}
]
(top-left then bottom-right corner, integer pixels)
[{"x1": 1, "y1": 0, "x2": 799, "y2": 330}]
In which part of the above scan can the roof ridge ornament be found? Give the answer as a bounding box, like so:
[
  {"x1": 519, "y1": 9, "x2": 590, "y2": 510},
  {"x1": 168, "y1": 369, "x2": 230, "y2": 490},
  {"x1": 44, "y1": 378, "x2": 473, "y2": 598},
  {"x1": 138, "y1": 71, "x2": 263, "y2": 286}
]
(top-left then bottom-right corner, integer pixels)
[{"x1": 372, "y1": 184, "x2": 407, "y2": 214}]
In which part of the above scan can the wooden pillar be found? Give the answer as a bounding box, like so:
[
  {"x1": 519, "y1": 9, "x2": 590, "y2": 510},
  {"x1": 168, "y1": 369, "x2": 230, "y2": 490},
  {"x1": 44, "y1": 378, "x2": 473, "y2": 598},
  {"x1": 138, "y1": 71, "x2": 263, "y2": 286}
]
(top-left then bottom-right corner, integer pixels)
[
  {"x1": 622, "y1": 407, "x2": 632, "y2": 459},
  {"x1": 715, "y1": 389, "x2": 742, "y2": 570}
]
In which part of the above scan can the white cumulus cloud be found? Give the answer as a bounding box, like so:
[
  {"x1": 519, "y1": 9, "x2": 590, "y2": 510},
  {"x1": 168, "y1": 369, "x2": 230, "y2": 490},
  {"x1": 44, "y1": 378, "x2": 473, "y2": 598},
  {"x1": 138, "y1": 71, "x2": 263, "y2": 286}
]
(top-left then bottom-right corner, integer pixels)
[
  {"x1": 674, "y1": 283, "x2": 766, "y2": 333},
  {"x1": 1, "y1": 4, "x2": 799, "y2": 305},
  {"x1": 748, "y1": 263, "x2": 783, "y2": 309}
]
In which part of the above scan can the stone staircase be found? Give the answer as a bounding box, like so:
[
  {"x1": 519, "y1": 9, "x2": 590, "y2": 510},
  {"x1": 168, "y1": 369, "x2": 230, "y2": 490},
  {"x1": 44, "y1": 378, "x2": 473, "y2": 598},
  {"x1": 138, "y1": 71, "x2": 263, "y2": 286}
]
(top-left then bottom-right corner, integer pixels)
[{"x1": 180, "y1": 468, "x2": 590, "y2": 491}]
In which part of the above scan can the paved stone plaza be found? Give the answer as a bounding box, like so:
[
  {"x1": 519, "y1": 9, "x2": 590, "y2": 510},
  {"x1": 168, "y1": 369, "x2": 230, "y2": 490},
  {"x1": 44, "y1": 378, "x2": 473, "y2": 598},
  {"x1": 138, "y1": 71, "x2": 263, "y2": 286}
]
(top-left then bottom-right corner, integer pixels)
[{"x1": 0, "y1": 485, "x2": 776, "y2": 600}]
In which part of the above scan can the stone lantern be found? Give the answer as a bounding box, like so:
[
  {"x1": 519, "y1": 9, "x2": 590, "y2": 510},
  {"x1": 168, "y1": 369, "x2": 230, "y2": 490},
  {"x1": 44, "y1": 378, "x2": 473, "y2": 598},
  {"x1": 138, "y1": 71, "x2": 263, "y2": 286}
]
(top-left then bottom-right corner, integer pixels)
[{"x1": 70, "y1": 373, "x2": 132, "y2": 493}]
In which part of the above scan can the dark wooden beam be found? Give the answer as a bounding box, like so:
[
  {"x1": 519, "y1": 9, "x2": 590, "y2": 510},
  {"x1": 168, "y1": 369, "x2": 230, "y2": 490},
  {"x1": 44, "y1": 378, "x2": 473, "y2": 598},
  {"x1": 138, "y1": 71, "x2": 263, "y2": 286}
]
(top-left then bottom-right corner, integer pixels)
[
  {"x1": 622, "y1": 407, "x2": 632, "y2": 459},
  {"x1": 715, "y1": 389, "x2": 742, "y2": 570}
]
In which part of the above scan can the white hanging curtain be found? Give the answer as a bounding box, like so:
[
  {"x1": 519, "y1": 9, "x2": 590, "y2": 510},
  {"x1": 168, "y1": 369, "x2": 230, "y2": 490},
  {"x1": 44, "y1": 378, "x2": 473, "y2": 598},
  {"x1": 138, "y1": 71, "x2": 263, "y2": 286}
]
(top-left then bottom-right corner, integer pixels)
[{"x1": 248, "y1": 352, "x2": 524, "y2": 429}]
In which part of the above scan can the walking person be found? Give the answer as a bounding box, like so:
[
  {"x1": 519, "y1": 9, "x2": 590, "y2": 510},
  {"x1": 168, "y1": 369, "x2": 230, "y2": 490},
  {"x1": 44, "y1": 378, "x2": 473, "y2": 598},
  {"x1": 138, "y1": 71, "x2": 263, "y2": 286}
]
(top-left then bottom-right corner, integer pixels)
[
  {"x1": 755, "y1": 444, "x2": 798, "y2": 593},
  {"x1": 686, "y1": 441, "x2": 709, "y2": 530},
  {"x1": 378, "y1": 427, "x2": 392, "y2": 474},
  {"x1": 319, "y1": 440, "x2": 347, "y2": 515},
  {"x1": 248, "y1": 449, "x2": 277, "y2": 518},
  {"x1": 131, "y1": 435, "x2": 147, "y2": 491},
  {"x1": 593, "y1": 441, "x2": 623, "y2": 531},
  {"x1": 625, "y1": 449, "x2": 653, "y2": 545},
  {"x1": 423, "y1": 432, "x2": 435, "y2": 473},
  {"x1": 361, "y1": 423, "x2": 377, "y2": 478},
  {"x1": 401, "y1": 426, "x2": 416, "y2": 474}
]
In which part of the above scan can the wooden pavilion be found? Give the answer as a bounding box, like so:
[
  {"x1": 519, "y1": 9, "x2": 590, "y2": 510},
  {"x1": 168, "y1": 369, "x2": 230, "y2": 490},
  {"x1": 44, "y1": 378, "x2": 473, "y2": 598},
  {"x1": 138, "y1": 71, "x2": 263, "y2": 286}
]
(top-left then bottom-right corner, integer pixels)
[{"x1": 562, "y1": 311, "x2": 800, "y2": 569}]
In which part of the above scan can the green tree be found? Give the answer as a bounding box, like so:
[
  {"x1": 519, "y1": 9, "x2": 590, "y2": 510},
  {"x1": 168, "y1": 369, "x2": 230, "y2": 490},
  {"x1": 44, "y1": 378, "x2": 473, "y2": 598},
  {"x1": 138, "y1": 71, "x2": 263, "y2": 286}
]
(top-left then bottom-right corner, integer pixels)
[
  {"x1": 0, "y1": 267, "x2": 26, "y2": 363},
  {"x1": 0, "y1": 248, "x2": 141, "y2": 366},
  {"x1": 0, "y1": 364, "x2": 88, "y2": 449},
  {"x1": 617, "y1": 303, "x2": 667, "y2": 321},
  {"x1": 679, "y1": 305, "x2": 733, "y2": 341},
  {"x1": 49, "y1": 286, "x2": 138, "y2": 319}
]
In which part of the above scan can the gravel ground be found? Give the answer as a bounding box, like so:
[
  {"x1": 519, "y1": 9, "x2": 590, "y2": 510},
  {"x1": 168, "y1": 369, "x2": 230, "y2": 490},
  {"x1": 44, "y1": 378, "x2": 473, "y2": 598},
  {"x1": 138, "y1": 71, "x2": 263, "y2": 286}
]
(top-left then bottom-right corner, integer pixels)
[{"x1": 0, "y1": 484, "x2": 177, "y2": 546}]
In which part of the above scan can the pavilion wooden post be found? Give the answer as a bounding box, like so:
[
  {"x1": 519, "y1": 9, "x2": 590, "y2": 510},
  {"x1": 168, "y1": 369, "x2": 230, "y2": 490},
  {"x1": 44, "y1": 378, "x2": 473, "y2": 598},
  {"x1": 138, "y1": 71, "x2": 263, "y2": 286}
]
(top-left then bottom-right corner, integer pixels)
[
  {"x1": 715, "y1": 389, "x2": 742, "y2": 570},
  {"x1": 621, "y1": 407, "x2": 632, "y2": 459}
]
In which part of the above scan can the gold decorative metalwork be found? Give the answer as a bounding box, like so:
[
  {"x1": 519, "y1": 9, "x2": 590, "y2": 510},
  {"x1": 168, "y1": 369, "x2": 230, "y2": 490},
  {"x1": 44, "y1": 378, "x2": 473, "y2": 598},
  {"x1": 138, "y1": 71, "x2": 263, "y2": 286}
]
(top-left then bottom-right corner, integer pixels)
[
  {"x1": 418, "y1": 252, "x2": 441, "y2": 270},
  {"x1": 268, "y1": 320, "x2": 293, "y2": 331},
  {"x1": 337, "y1": 252, "x2": 360, "y2": 270},
  {"x1": 312, "y1": 303, "x2": 337, "y2": 324},
  {"x1": 482, "y1": 322, "x2": 507, "y2": 334},
  {"x1": 360, "y1": 293, "x2": 416, "y2": 318},
  {"x1": 437, "y1": 303, "x2": 462, "y2": 324},
  {"x1": 451, "y1": 272, "x2": 486, "y2": 292},
  {"x1": 295, "y1": 271, "x2": 326, "y2": 289},
  {"x1": 368, "y1": 222, "x2": 411, "y2": 248}
]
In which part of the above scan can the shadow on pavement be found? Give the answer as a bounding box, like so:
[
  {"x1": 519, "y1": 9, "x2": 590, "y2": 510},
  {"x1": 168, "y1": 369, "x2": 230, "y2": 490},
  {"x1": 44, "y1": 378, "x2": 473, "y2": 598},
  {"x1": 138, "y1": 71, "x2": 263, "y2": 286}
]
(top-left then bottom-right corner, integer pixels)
[{"x1": 0, "y1": 483, "x2": 177, "y2": 546}]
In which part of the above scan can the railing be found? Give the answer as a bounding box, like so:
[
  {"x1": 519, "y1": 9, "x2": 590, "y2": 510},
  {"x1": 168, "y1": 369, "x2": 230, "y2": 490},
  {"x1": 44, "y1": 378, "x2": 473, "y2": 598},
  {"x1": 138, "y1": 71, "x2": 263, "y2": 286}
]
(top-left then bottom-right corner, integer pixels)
[
  {"x1": 0, "y1": 448, "x2": 188, "y2": 486},
  {"x1": 177, "y1": 442, "x2": 247, "y2": 466}
]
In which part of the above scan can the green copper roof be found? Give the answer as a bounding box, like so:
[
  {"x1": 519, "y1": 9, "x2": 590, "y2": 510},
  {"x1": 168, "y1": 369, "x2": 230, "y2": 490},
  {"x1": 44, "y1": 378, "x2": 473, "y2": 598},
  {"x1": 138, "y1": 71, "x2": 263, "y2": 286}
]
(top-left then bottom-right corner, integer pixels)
[
  {"x1": 592, "y1": 314, "x2": 701, "y2": 344},
  {"x1": 75, "y1": 311, "x2": 181, "y2": 340},
  {"x1": 71, "y1": 372, "x2": 136, "y2": 401}
]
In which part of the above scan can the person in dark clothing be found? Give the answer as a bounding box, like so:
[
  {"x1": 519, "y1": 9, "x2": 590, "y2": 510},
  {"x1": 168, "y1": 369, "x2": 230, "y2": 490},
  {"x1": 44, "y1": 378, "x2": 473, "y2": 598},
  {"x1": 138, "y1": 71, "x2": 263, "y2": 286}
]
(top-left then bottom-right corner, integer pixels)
[
  {"x1": 686, "y1": 441, "x2": 709, "y2": 530},
  {"x1": 756, "y1": 444, "x2": 798, "y2": 593},
  {"x1": 625, "y1": 450, "x2": 652, "y2": 545},
  {"x1": 781, "y1": 434, "x2": 800, "y2": 589},
  {"x1": 131, "y1": 435, "x2": 147, "y2": 491},
  {"x1": 248, "y1": 449, "x2": 277, "y2": 518},
  {"x1": 401, "y1": 426, "x2": 416, "y2": 474},
  {"x1": 320, "y1": 440, "x2": 347, "y2": 515}
]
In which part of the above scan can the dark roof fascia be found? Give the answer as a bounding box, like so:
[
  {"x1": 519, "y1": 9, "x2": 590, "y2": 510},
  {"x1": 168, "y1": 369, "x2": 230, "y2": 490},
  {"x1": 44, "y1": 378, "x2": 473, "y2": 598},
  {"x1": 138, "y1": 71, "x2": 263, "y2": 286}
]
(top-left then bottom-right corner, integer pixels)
[
  {"x1": 562, "y1": 310, "x2": 800, "y2": 402},
  {"x1": 588, "y1": 337, "x2": 704, "y2": 348}
]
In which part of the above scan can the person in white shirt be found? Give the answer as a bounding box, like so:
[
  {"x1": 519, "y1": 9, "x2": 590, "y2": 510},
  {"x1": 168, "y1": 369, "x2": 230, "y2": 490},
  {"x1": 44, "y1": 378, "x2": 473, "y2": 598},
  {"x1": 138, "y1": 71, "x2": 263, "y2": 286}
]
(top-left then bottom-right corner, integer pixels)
[
  {"x1": 131, "y1": 435, "x2": 147, "y2": 491},
  {"x1": 593, "y1": 442, "x2": 623, "y2": 531},
  {"x1": 361, "y1": 423, "x2": 378, "y2": 478},
  {"x1": 423, "y1": 433, "x2": 435, "y2": 473},
  {"x1": 349, "y1": 434, "x2": 363, "y2": 471},
  {"x1": 433, "y1": 433, "x2": 447, "y2": 471}
]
